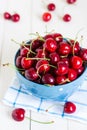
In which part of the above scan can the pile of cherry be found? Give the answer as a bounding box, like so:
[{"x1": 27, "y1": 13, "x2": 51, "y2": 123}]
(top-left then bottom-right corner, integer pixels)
[{"x1": 15, "y1": 32, "x2": 87, "y2": 86}]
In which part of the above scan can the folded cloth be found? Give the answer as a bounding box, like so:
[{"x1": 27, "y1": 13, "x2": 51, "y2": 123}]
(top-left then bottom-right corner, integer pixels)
[{"x1": 2, "y1": 76, "x2": 87, "y2": 123}]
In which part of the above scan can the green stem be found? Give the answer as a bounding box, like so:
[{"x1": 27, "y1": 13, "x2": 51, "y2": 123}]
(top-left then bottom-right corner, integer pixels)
[{"x1": 25, "y1": 116, "x2": 54, "y2": 124}]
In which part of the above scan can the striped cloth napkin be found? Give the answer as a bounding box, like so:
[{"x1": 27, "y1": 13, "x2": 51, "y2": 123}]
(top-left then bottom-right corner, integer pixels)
[{"x1": 2, "y1": 76, "x2": 87, "y2": 123}]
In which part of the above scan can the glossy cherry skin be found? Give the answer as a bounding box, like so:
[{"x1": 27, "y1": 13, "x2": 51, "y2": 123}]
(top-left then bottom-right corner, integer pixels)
[
  {"x1": 11, "y1": 13, "x2": 20, "y2": 22},
  {"x1": 21, "y1": 57, "x2": 33, "y2": 69},
  {"x1": 12, "y1": 108, "x2": 25, "y2": 121},
  {"x1": 70, "y1": 40, "x2": 80, "y2": 54},
  {"x1": 20, "y1": 47, "x2": 29, "y2": 57},
  {"x1": 64, "y1": 101, "x2": 76, "y2": 114},
  {"x1": 44, "y1": 38, "x2": 57, "y2": 53},
  {"x1": 79, "y1": 48, "x2": 87, "y2": 61},
  {"x1": 68, "y1": 68, "x2": 77, "y2": 81},
  {"x1": 25, "y1": 67, "x2": 38, "y2": 81},
  {"x1": 42, "y1": 73, "x2": 55, "y2": 85},
  {"x1": 63, "y1": 14, "x2": 71, "y2": 22},
  {"x1": 52, "y1": 33, "x2": 63, "y2": 43},
  {"x1": 66, "y1": 0, "x2": 76, "y2": 4},
  {"x1": 47, "y1": 3, "x2": 56, "y2": 11},
  {"x1": 58, "y1": 41, "x2": 71, "y2": 55},
  {"x1": 57, "y1": 61, "x2": 69, "y2": 75},
  {"x1": 71, "y1": 56, "x2": 83, "y2": 69},
  {"x1": 15, "y1": 55, "x2": 22, "y2": 68},
  {"x1": 56, "y1": 75, "x2": 67, "y2": 84},
  {"x1": 3, "y1": 12, "x2": 11, "y2": 20},
  {"x1": 42, "y1": 12, "x2": 52, "y2": 22},
  {"x1": 49, "y1": 52, "x2": 60, "y2": 65},
  {"x1": 36, "y1": 59, "x2": 50, "y2": 74}
]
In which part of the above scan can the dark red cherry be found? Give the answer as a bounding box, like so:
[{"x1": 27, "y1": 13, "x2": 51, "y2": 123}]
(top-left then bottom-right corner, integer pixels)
[
  {"x1": 25, "y1": 68, "x2": 38, "y2": 81},
  {"x1": 58, "y1": 41, "x2": 71, "y2": 55},
  {"x1": 68, "y1": 68, "x2": 77, "y2": 81},
  {"x1": 63, "y1": 14, "x2": 71, "y2": 22},
  {"x1": 20, "y1": 47, "x2": 29, "y2": 57},
  {"x1": 11, "y1": 13, "x2": 20, "y2": 22},
  {"x1": 21, "y1": 57, "x2": 33, "y2": 69},
  {"x1": 52, "y1": 33, "x2": 63, "y2": 43},
  {"x1": 79, "y1": 48, "x2": 87, "y2": 61},
  {"x1": 64, "y1": 101, "x2": 76, "y2": 114},
  {"x1": 12, "y1": 108, "x2": 25, "y2": 121},
  {"x1": 56, "y1": 75, "x2": 67, "y2": 84},
  {"x1": 47, "y1": 3, "x2": 56, "y2": 11},
  {"x1": 15, "y1": 55, "x2": 22, "y2": 68},
  {"x1": 44, "y1": 38, "x2": 57, "y2": 52},
  {"x1": 70, "y1": 40, "x2": 80, "y2": 54},
  {"x1": 36, "y1": 60, "x2": 50, "y2": 74},
  {"x1": 57, "y1": 61, "x2": 69, "y2": 75},
  {"x1": 3, "y1": 12, "x2": 11, "y2": 20},
  {"x1": 66, "y1": 0, "x2": 77, "y2": 4},
  {"x1": 49, "y1": 52, "x2": 60, "y2": 65},
  {"x1": 42, "y1": 73, "x2": 55, "y2": 85}
]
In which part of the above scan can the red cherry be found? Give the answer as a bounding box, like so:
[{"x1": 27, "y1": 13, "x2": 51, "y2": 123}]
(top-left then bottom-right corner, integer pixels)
[
  {"x1": 42, "y1": 12, "x2": 52, "y2": 22},
  {"x1": 63, "y1": 14, "x2": 71, "y2": 22},
  {"x1": 3, "y1": 12, "x2": 11, "y2": 20},
  {"x1": 21, "y1": 57, "x2": 33, "y2": 69},
  {"x1": 12, "y1": 108, "x2": 25, "y2": 121},
  {"x1": 52, "y1": 33, "x2": 63, "y2": 43},
  {"x1": 15, "y1": 55, "x2": 22, "y2": 68},
  {"x1": 70, "y1": 40, "x2": 80, "y2": 54},
  {"x1": 47, "y1": 3, "x2": 56, "y2": 11},
  {"x1": 58, "y1": 41, "x2": 71, "y2": 55},
  {"x1": 79, "y1": 48, "x2": 87, "y2": 61},
  {"x1": 49, "y1": 52, "x2": 60, "y2": 65},
  {"x1": 56, "y1": 75, "x2": 67, "y2": 84},
  {"x1": 42, "y1": 73, "x2": 55, "y2": 85},
  {"x1": 57, "y1": 61, "x2": 69, "y2": 75},
  {"x1": 25, "y1": 67, "x2": 38, "y2": 81},
  {"x1": 11, "y1": 13, "x2": 20, "y2": 22},
  {"x1": 71, "y1": 56, "x2": 83, "y2": 69},
  {"x1": 44, "y1": 38, "x2": 57, "y2": 53},
  {"x1": 66, "y1": 0, "x2": 77, "y2": 4},
  {"x1": 36, "y1": 59, "x2": 50, "y2": 74},
  {"x1": 64, "y1": 101, "x2": 76, "y2": 114},
  {"x1": 68, "y1": 68, "x2": 77, "y2": 81},
  {"x1": 20, "y1": 47, "x2": 29, "y2": 57}
]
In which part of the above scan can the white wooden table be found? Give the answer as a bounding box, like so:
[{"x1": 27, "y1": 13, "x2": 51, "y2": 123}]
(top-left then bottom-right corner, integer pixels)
[{"x1": 0, "y1": 0, "x2": 87, "y2": 129}]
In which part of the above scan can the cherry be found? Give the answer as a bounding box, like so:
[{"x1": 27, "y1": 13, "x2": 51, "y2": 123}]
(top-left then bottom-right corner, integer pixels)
[
  {"x1": 77, "y1": 66, "x2": 85, "y2": 76},
  {"x1": 49, "y1": 52, "x2": 60, "y2": 65},
  {"x1": 36, "y1": 49, "x2": 46, "y2": 58},
  {"x1": 64, "y1": 101, "x2": 76, "y2": 114},
  {"x1": 63, "y1": 14, "x2": 71, "y2": 22},
  {"x1": 58, "y1": 41, "x2": 71, "y2": 55},
  {"x1": 56, "y1": 75, "x2": 67, "y2": 84},
  {"x1": 21, "y1": 57, "x2": 33, "y2": 69},
  {"x1": 68, "y1": 68, "x2": 77, "y2": 81},
  {"x1": 79, "y1": 48, "x2": 87, "y2": 61},
  {"x1": 12, "y1": 108, "x2": 25, "y2": 121},
  {"x1": 42, "y1": 73, "x2": 55, "y2": 85},
  {"x1": 71, "y1": 56, "x2": 83, "y2": 69},
  {"x1": 66, "y1": 0, "x2": 77, "y2": 4},
  {"x1": 44, "y1": 34, "x2": 53, "y2": 40},
  {"x1": 44, "y1": 38, "x2": 57, "y2": 53},
  {"x1": 15, "y1": 55, "x2": 22, "y2": 68},
  {"x1": 42, "y1": 12, "x2": 52, "y2": 22},
  {"x1": 70, "y1": 40, "x2": 80, "y2": 54},
  {"x1": 47, "y1": 3, "x2": 56, "y2": 11},
  {"x1": 52, "y1": 33, "x2": 63, "y2": 43},
  {"x1": 36, "y1": 59, "x2": 50, "y2": 74},
  {"x1": 25, "y1": 67, "x2": 38, "y2": 81},
  {"x1": 57, "y1": 61, "x2": 69, "y2": 75},
  {"x1": 20, "y1": 47, "x2": 29, "y2": 57},
  {"x1": 3, "y1": 12, "x2": 11, "y2": 20},
  {"x1": 11, "y1": 13, "x2": 20, "y2": 22}
]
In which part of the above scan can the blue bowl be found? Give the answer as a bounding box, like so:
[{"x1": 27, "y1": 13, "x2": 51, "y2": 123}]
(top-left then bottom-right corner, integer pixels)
[{"x1": 15, "y1": 50, "x2": 87, "y2": 101}]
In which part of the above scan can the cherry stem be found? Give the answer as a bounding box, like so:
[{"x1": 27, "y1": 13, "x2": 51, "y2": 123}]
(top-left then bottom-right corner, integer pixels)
[{"x1": 25, "y1": 116, "x2": 54, "y2": 124}]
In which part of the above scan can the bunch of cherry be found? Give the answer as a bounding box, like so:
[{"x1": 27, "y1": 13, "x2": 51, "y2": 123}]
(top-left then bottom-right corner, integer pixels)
[
  {"x1": 12, "y1": 101, "x2": 76, "y2": 122},
  {"x1": 3, "y1": 12, "x2": 20, "y2": 22},
  {"x1": 15, "y1": 32, "x2": 87, "y2": 86},
  {"x1": 42, "y1": 0, "x2": 77, "y2": 22}
]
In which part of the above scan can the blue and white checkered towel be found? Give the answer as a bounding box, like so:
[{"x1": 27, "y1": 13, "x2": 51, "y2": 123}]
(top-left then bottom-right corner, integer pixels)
[{"x1": 2, "y1": 76, "x2": 87, "y2": 123}]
